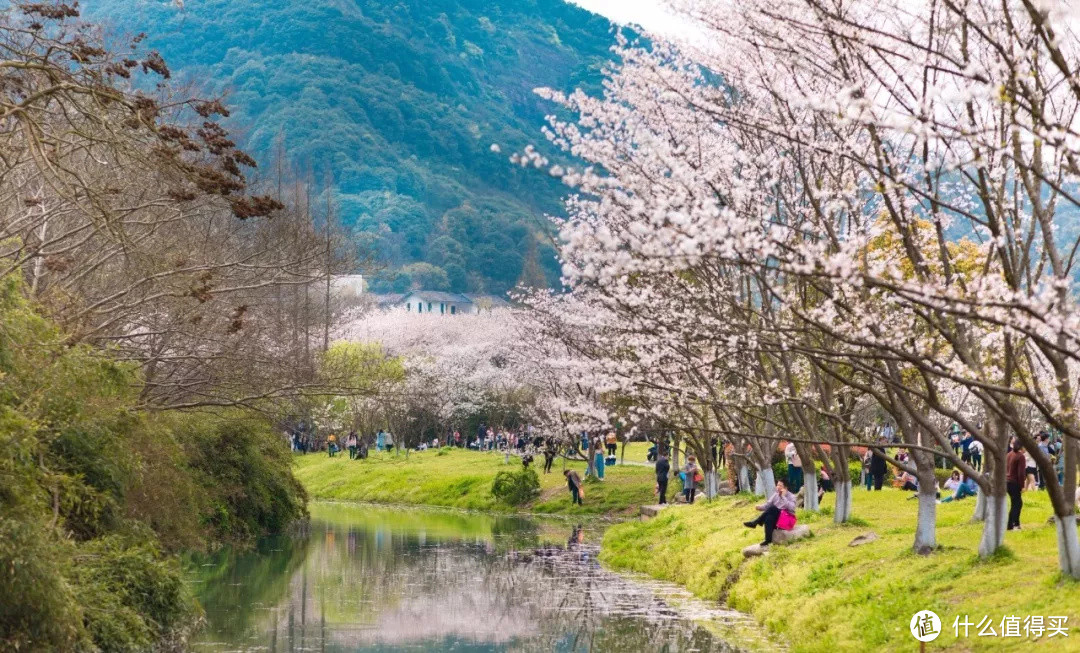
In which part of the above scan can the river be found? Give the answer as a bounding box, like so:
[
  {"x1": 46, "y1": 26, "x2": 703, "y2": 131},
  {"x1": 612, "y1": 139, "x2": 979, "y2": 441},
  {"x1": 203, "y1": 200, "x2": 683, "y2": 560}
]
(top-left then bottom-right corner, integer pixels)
[{"x1": 187, "y1": 502, "x2": 767, "y2": 652}]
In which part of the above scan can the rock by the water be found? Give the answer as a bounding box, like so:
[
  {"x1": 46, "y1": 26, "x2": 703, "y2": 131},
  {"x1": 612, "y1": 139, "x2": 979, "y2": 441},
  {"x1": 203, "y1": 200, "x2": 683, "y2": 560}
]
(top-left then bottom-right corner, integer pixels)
[
  {"x1": 772, "y1": 524, "x2": 811, "y2": 544},
  {"x1": 849, "y1": 531, "x2": 878, "y2": 547}
]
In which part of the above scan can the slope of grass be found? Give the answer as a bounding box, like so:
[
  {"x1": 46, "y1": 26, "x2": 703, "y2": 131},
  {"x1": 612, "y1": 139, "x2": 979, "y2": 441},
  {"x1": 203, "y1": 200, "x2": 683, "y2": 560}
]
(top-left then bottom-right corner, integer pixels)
[
  {"x1": 601, "y1": 488, "x2": 1080, "y2": 651},
  {"x1": 293, "y1": 446, "x2": 657, "y2": 517}
]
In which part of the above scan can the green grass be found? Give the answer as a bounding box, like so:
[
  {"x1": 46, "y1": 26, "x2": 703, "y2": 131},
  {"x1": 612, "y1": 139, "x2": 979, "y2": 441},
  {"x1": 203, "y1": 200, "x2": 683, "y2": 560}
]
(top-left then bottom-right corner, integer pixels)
[
  {"x1": 293, "y1": 446, "x2": 657, "y2": 517},
  {"x1": 600, "y1": 488, "x2": 1080, "y2": 651}
]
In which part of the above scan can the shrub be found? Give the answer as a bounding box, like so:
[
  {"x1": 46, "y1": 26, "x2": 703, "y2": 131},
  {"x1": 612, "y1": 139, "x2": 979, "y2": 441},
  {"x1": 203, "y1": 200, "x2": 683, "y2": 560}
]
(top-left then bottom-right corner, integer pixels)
[{"x1": 491, "y1": 468, "x2": 540, "y2": 505}]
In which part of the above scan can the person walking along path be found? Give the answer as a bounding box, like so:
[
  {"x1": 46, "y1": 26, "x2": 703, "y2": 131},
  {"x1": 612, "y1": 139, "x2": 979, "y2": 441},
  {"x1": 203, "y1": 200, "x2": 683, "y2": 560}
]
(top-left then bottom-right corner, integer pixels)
[{"x1": 655, "y1": 452, "x2": 670, "y2": 504}]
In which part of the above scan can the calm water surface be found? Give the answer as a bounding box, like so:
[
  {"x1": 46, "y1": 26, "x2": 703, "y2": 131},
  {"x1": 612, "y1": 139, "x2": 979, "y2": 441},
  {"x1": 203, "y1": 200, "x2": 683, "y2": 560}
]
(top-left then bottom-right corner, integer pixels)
[{"x1": 188, "y1": 502, "x2": 763, "y2": 652}]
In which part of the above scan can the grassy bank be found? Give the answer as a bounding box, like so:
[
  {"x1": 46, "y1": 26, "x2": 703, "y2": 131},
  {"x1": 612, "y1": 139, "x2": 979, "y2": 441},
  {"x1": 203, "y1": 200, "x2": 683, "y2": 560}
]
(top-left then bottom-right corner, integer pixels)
[
  {"x1": 293, "y1": 446, "x2": 657, "y2": 516},
  {"x1": 601, "y1": 488, "x2": 1080, "y2": 652}
]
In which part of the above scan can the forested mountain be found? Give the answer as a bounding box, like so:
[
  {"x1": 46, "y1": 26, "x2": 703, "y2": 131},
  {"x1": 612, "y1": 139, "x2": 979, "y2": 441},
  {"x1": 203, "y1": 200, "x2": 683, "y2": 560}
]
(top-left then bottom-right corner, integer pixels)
[{"x1": 87, "y1": 0, "x2": 617, "y2": 294}]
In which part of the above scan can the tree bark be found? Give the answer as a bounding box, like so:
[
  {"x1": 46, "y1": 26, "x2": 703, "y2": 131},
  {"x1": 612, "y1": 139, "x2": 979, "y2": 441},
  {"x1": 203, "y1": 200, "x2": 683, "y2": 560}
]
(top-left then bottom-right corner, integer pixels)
[
  {"x1": 737, "y1": 462, "x2": 750, "y2": 493},
  {"x1": 704, "y1": 470, "x2": 720, "y2": 499},
  {"x1": 803, "y1": 468, "x2": 819, "y2": 512},
  {"x1": 754, "y1": 465, "x2": 775, "y2": 497},
  {"x1": 1055, "y1": 515, "x2": 1080, "y2": 578},
  {"x1": 834, "y1": 480, "x2": 853, "y2": 523}
]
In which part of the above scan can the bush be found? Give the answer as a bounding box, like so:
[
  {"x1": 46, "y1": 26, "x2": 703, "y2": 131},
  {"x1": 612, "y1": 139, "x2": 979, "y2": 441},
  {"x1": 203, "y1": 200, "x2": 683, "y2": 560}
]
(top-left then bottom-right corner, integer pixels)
[
  {"x1": 933, "y1": 468, "x2": 956, "y2": 488},
  {"x1": 180, "y1": 414, "x2": 308, "y2": 543},
  {"x1": 491, "y1": 468, "x2": 541, "y2": 505}
]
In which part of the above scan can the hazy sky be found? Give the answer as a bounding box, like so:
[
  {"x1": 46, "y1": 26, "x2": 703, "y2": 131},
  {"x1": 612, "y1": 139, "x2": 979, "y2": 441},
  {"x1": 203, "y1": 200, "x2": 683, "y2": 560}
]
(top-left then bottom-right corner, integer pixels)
[{"x1": 570, "y1": 0, "x2": 704, "y2": 43}]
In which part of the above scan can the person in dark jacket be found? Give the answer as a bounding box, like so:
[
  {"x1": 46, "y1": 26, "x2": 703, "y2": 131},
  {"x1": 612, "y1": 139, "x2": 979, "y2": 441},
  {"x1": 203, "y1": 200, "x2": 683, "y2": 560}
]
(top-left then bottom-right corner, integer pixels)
[
  {"x1": 655, "y1": 453, "x2": 671, "y2": 504},
  {"x1": 869, "y1": 442, "x2": 889, "y2": 490},
  {"x1": 543, "y1": 442, "x2": 556, "y2": 474},
  {"x1": 564, "y1": 469, "x2": 583, "y2": 506},
  {"x1": 1006, "y1": 441, "x2": 1026, "y2": 530}
]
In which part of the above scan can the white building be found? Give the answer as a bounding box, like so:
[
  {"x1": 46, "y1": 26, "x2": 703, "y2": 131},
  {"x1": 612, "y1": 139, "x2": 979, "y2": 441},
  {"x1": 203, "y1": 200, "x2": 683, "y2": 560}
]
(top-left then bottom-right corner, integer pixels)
[{"x1": 376, "y1": 290, "x2": 510, "y2": 315}]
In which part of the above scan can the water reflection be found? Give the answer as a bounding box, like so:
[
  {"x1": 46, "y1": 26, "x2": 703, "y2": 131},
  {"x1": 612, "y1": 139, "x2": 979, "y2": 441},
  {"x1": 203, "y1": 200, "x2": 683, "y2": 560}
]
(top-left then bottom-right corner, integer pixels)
[{"x1": 189, "y1": 503, "x2": 755, "y2": 652}]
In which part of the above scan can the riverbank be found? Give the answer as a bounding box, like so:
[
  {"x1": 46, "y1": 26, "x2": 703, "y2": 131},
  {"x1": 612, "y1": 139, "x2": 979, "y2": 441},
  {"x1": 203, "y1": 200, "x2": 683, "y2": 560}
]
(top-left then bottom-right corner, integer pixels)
[
  {"x1": 292, "y1": 446, "x2": 656, "y2": 517},
  {"x1": 601, "y1": 488, "x2": 1080, "y2": 651}
]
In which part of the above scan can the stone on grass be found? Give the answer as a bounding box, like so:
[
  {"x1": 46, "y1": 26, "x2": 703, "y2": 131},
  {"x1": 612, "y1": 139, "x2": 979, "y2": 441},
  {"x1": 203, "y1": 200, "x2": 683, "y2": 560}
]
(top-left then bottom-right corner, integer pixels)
[
  {"x1": 771, "y1": 524, "x2": 812, "y2": 544},
  {"x1": 640, "y1": 504, "x2": 667, "y2": 518},
  {"x1": 849, "y1": 531, "x2": 878, "y2": 547},
  {"x1": 742, "y1": 543, "x2": 768, "y2": 558}
]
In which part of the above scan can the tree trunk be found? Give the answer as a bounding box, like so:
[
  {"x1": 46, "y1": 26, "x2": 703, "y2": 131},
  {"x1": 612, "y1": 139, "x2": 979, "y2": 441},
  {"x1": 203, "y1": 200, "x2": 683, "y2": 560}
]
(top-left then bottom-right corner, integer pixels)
[
  {"x1": 754, "y1": 466, "x2": 775, "y2": 497},
  {"x1": 586, "y1": 436, "x2": 596, "y2": 477},
  {"x1": 972, "y1": 489, "x2": 987, "y2": 522},
  {"x1": 978, "y1": 494, "x2": 1007, "y2": 558},
  {"x1": 834, "y1": 480, "x2": 853, "y2": 523},
  {"x1": 803, "y1": 469, "x2": 819, "y2": 512},
  {"x1": 737, "y1": 463, "x2": 750, "y2": 493},
  {"x1": 1054, "y1": 514, "x2": 1080, "y2": 579},
  {"x1": 704, "y1": 470, "x2": 720, "y2": 499},
  {"x1": 671, "y1": 434, "x2": 681, "y2": 475},
  {"x1": 914, "y1": 486, "x2": 937, "y2": 554}
]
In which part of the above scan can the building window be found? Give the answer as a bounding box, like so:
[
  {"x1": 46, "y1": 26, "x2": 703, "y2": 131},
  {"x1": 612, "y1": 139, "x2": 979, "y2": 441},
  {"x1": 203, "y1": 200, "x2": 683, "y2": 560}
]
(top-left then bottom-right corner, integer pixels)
[
  {"x1": 406, "y1": 302, "x2": 411, "y2": 311},
  {"x1": 440, "y1": 303, "x2": 445, "y2": 314},
  {"x1": 450, "y1": 305, "x2": 456, "y2": 314},
  {"x1": 428, "y1": 302, "x2": 432, "y2": 312},
  {"x1": 417, "y1": 303, "x2": 422, "y2": 313}
]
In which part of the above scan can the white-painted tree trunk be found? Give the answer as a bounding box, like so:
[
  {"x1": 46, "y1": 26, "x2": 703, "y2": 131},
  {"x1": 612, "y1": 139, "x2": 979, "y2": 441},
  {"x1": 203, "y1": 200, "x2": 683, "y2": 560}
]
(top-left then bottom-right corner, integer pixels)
[
  {"x1": 977, "y1": 494, "x2": 1007, "y2": 557},
  {"x1": 833, "y1": 481, "x2": 852, "y2": 523},
  {"x1": 803, "y1": 471, "x2": 819, "y2": 512},
  {"x1": 972, "y1": 489, "x2": 987, "y2": 522},
  {"x1": 914, "y1": 488, "x2": 937, "y2": 554},
  {"x1": 704, "y1": 470, "x2": 720, "y2": 499},
  {"x1": 737, "y1": 465, "x2": 750, "y2": 493},
  {"x1": 754, "y1": 467, "x2": 775, "y2": 497},
  {"x1": 1055, "y1": 515, "x2": 1080, "y2": 579}
]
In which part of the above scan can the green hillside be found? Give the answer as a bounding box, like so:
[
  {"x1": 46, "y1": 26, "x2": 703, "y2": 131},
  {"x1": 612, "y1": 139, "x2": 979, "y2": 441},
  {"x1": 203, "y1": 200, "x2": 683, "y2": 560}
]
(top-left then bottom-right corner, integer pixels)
[{"x1": 87, "y1": 0, "x2": 616, "y2": 294}]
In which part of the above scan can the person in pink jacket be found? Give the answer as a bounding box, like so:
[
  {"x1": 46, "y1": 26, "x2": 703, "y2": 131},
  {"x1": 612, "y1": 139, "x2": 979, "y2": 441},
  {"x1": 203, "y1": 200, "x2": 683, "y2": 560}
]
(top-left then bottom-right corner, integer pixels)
[{"x1": 743, "y1": 480, "x2": 797, "y2": 546}]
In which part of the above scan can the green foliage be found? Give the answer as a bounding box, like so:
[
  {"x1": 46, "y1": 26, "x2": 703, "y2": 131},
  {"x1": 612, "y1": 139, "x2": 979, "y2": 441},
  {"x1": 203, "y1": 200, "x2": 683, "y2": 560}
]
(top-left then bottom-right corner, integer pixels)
[
  {"x1": 180, "y1": 414, "x2": 309, "y2": 543},
  {"x1": 0, "y1": 273, "x2": 306, "y2": 649},
  {"x1": 491, "y1": 467, "x2": 541, "y2": 505},
  {"x1": 87, "y1": 0, "x2": 619, "y2": 293}
]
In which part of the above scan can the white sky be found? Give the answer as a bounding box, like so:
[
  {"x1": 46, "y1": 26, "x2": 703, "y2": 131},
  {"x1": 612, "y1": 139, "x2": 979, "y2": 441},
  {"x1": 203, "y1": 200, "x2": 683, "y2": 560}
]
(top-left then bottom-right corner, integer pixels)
[{"x1": 570, "y1": 0, "x2": 708, "y2": 46}]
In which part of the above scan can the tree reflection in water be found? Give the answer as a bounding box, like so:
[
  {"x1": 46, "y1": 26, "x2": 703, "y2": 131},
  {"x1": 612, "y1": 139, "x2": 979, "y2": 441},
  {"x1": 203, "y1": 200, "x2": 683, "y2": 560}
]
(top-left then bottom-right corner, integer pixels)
[{"x1": 190, "y1": 505, "x2": 759, "y2": 652}]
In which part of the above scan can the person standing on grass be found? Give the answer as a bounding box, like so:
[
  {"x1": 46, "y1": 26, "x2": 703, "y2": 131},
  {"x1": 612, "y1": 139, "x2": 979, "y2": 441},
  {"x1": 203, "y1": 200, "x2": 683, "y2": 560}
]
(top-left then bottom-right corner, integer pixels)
[
  {"x1": 743, "y1": 480, "x2": 796, "y2": 546},
  {"x1": 683, "y1": 456, "x2": 701, "y2": 504},
  {"x1": 1024, "y1": 446, "x2": 1038, "y2": 491},
  {"x1": 1007, "y1": 441, "x2": 1026, "y2": 530},
  {"x1": 346, "y1": 431, "x2": 358, "y2": 459},
  {"x1": 327, "y1": 432, "x2": 337, "y2": 457},
  {"x1": 605, "y1": 431, "x2": 617, "y2": 457},
  {"x1": 969, "y1": 438, "x2": 983, "y2": 471},
  {"x1": 655, "y1": 452, "x2": 670, "y2": 504},
  {"x1": 869, "y1": 441, "x2": 888, "y2": 491},
  {"x1": 564, "y1": 469, "x2": 583, "y2": 506},
  {"x1": 594, "y1": 446, "x2": 606, "y2": 480},
  {"x1": 543, "y1": 444, "x2": 556, "y2": 474},
  {"x1": 784, "y1": 442, "x2": 803, "y2": 493}
]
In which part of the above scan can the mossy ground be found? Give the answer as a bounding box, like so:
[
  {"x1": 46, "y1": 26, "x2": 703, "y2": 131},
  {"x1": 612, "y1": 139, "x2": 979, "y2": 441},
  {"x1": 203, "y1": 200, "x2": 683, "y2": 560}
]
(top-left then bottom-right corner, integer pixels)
[
  {"x1": 600, "y1": 487, "x2": 1080, "y2": 652},
  {"x1": 292, "y1": 444, "x2": 658, "y2": 517}
]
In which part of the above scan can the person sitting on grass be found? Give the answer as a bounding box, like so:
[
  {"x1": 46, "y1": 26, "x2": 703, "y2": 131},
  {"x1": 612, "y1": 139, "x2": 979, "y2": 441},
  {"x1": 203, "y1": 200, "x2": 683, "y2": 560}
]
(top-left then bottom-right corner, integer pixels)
[
  {"x1": 743, "y1": 480, "x2": 797, "y2": 546},
  {"x1": 941, "y1": 472, "x2": 978, "y2": 503},
  {"x1": 943, "y1": 470, "x2": 962, "y2": 494}
]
